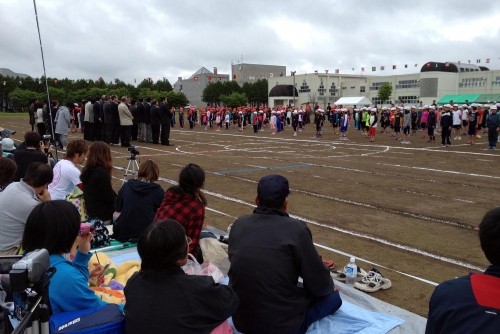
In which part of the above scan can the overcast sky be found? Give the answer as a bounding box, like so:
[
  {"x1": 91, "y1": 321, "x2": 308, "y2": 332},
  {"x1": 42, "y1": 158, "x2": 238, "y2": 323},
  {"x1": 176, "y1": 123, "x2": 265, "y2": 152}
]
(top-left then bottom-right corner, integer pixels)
[{"x1": 1, "y1": 0, "x2": 500, "y2": 85}]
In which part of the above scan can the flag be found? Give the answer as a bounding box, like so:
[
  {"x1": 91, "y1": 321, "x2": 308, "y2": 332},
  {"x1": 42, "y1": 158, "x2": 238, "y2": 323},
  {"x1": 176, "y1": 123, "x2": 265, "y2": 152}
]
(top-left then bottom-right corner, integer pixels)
[
  {"x1": 208, "y1": 76, "x2": 212, "y2": 81},
  {"x1": 361, "y1": 67, "x2": 365, "y2": 72},
  {"x1": 414, "y1": 64, "x2": 418, "y2": 67},
  {"x1": 270, "y1": 73, "x2": 273, "y2": 77},
  {"x1": 476, "y1": 59, "x2": 481, "y2": 63},
  {"x1": 380, "y1": 66, "x2": 385, "y2": 71},
  {"x1": 468, "y1": 60, "x2": 471, "y2": 64},
  {"x1": 335, "y1": 69, "x2": 339, "y2": 74},
  {"x1": 404, "y1": 64, "x2": 408, "y2": 68},
  {"x1": 352, "y1": 68, "x2": 355, "y2": 71},
  {"x1": 458, "y1": 61, "x2": 461, "y2": 65},
  {"x1": 392, "y1": 65, "x2": 397, "y2": 70},
  {"x1": 486, "y1": 58, "x2": 490, "y2": 63},
  {"x1": 134, "y1": 78, "x2": 136, "y2": 83},
  {"x1": 371, "y1": 66, "x2": 376, "y2": 72},
  {"x1": 325, "y1": 70, "x2": 329, "y2": 74}
]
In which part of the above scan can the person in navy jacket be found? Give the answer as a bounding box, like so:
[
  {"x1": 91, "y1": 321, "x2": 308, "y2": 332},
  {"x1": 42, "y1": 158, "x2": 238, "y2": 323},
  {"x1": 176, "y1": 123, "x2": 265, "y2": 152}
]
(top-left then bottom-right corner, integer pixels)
[{"x1": 426, "y1": 207, "x2": 500, "y2": 334}]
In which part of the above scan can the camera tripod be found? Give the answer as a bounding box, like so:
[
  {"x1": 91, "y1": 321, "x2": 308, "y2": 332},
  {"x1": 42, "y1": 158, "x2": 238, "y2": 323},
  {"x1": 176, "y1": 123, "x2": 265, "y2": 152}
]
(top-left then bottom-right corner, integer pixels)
[{"x1": 122, "y1": 155, "x2": 139, "y2": 185}]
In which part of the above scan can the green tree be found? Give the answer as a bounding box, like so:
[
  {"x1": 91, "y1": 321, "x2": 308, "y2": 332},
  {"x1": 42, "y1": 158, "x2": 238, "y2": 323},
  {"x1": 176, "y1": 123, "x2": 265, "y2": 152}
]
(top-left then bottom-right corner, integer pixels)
[
  {"x1": 220, "y1": 92, "x2": 247, "y2": 108},
  {"x1": 166, "y1": 91, "x2": 188, "y2": 107},
  {"x1": 154, "y1": 79, "x2": 173, "y2": 92},
  {"x1": 137, "y1": 78, "x2": 154, "y2": 90},
  {"x1": 378, "y1": 82, "x2": 392, "y2": 104},
  {"x1": 202, "y1": 82, "x2": 224, "y2": 105},
  {"x1": 254, "y1": 79, "x2": 268, "y2": 105},
  {"x1": 8, "y1": 88, "x2": 40, "y2": 111}
]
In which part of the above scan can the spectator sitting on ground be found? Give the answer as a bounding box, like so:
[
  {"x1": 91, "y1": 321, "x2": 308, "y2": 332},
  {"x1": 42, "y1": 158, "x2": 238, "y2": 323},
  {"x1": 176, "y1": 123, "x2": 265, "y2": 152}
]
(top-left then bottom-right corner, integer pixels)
[
  {"x1": 13, "y1": 131, "x2": 48, "y2": 181},
  {"x1": 80, "y1": 141, "x2": 116, "y2": 223},
  {"x1": 124, "y1": 219, "x2": 239, "y2": 333},
  {"x1": 0, "y1": 157, "x2": 17, "y2": 192},
  {"x1": 113, "y1": 159, "x2": 165, "y2": 242},
  {"x1": 0, "y1": 162, "x2": 52, "y2": 255},
  {"x1": 426, "y1": 207, "x2": 500, "y2": 333},
  {"x1": 154, "y1": 163, "x2": 207, "y2": 263},
  {"x1": 21, "y1": 200, "x2": 112, "y2": 315},
  {"x1": 1, "y1": 137, "x2": 16, "y2": 158},
  {"x1": 228, "y1": 174, "x2": 342, "y2": 334},
  {"x1": 48, "y1": 139, "x2": 88, "y2": 200}
]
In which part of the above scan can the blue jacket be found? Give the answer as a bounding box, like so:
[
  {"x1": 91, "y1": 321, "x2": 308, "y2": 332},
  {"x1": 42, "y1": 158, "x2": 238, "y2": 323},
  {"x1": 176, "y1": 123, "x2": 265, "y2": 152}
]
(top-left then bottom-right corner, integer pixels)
[
  {"x1": 426, "y1": 264, "x2": 500, "y2": 334},
  {"x1": 49, "y1": 251, "x2": 107, "y2": 315}
]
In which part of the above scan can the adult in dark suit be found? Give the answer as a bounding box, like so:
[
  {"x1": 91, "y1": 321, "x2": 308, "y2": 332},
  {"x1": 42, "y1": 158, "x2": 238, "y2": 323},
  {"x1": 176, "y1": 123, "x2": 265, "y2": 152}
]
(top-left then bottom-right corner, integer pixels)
[
  {"x1": 102, "y1": 96, "x2": 112, "y2": 144},
  {"x1": 130, "y1": 99, "x2": 138, "y2": 141},
  {"x1": 110, "y1": 95, "x2": 121, "y2": 145},
  {"x1": 150, "y1": 100, "x2": 161, "y2": 144},
  {"x1": 136, "y1": 98, "x2": 145, "y2": 142},
  {"x1": 93, "y1": 96, "x2": 103, "y2": 141},
  {"x1": 144, "y1": 98, "x2": 152, "y2": 143},
  {"x1": 159, "y1": 97, "x2": 173, "y2": 146}
]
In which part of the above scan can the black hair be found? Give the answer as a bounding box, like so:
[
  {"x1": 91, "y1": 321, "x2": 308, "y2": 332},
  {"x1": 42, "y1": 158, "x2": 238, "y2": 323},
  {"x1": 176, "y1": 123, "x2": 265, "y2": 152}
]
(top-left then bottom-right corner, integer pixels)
[
  {"x1": 24, "y1": 131, "x2": 41, "y2": 148},
  {"x1": 23, "y1": 162, "x2": 53, "y2": 187},
  {"x1": 22, "y1": 200, "x2": 80, "y2": 254},
  {"x1": 479, "y1": 207, "x2": 500, "y2": 265},
  {"x1": 138, "y1": 220, "x2": 187, "y2": 272},
  {"x1": 168, "y1": 163, "x2": 207, "y2": 205},
  {"x1": 0, "y1": 157, "x2": 16, "y2": 189}
]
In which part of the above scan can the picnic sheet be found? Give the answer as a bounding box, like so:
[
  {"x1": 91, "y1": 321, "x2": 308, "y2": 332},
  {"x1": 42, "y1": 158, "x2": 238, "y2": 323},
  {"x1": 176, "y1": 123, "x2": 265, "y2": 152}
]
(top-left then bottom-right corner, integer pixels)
[{"x1": 104, "y1": 245, "x2": 424, "y2": 334}]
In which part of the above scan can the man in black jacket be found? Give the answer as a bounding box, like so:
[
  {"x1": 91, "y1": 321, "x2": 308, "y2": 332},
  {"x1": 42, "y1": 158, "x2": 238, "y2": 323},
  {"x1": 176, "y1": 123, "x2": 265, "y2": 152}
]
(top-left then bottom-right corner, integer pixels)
[
  {"x1": 136, "y1": 98, "x2": 145, "y2": 142},
  {"x1": 228, "y1": 174, "x2": 342, "y2": 334},
  {"x1": 144, "y1": 98, "x2": 152, "y2": 143},
  {"x1": 440, "y1": 104, "x2": 453, "y2": 146},
  {"x1": 159, "y1": 97, "x2": 173, "y2": 146},
  {"x1": 150, "y1": 100, "x2": 161, "y2": 144}
]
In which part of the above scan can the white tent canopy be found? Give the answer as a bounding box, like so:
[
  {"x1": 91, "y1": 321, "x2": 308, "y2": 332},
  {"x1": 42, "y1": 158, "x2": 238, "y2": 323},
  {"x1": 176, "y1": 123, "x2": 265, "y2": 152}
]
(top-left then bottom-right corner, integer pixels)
[{"x1": 334, "y1": 96, "x2": 373, "y2": 106}]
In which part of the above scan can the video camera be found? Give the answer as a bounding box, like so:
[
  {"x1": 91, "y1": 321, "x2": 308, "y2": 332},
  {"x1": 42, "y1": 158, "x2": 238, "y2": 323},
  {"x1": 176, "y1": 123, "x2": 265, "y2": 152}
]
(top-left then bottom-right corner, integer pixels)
[
  {"x1": 8, "y1": 249, "x2": 51, "y2": 293},
  {"x1": 127, "y1": 145, "x2": 139, "y2": 158}
]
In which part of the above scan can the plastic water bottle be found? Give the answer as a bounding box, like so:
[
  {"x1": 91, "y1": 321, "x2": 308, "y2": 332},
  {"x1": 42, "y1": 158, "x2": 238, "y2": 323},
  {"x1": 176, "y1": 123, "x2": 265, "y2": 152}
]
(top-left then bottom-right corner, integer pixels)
[{"x1": 345, "y1": 257, "x2": 357, "y2": 286}]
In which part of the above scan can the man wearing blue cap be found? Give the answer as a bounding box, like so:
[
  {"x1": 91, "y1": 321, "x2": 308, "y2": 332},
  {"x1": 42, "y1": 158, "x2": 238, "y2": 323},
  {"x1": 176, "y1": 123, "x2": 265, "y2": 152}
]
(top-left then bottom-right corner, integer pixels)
[{"x1": 228, "y1": 174, "x2": 342, "y2": 334}]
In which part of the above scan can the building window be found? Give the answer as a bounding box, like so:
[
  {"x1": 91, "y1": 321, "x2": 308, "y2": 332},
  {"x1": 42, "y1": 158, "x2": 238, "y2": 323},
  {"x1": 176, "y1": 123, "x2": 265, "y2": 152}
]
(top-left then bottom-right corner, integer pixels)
[
  {"x1": 395, "y1": 79, "x2": 419, "y2": 89},
  {"x1": 360, "y1": 86, "x2": 366, "y2": 93},
  {"x1": 461, "y1": 77, "x2": 487, "y2": 88},
  {"x1": 299, "y1": 80, "x2": 311, "y2": 93},
  {"x1": 370, "y1": 81, "x2": 390, "y2": 91},
  {"x1": 397, "y1": 96, "x2": 419, "y2": 104},
  {"x1": 318, "y1": 80, "x2": 325, "y2": 96}
]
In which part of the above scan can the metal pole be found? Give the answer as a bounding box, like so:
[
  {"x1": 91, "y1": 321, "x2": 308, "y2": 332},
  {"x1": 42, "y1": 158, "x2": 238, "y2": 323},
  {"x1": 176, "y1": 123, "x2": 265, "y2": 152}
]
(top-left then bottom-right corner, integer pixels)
[{"x1": 33, "y1": 0, "x2": 58, "y2": 160}]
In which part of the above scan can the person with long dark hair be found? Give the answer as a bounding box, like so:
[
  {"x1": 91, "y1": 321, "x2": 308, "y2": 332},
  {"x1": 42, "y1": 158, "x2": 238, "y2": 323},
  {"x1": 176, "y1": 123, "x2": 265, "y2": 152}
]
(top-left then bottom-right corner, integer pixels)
[
  {"x1": 80, "y1": 141, "x2": 116, "y2": 223},
  {"x1": 155, "y1": 163, "x2": 207, "y2": 262}
]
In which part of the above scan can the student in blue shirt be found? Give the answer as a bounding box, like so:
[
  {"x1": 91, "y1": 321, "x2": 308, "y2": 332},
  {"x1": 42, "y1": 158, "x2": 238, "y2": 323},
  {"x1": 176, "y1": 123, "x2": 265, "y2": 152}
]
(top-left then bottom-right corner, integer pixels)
[{"x1": 21, "y1": 200, "x2": 111, "y2": 314}]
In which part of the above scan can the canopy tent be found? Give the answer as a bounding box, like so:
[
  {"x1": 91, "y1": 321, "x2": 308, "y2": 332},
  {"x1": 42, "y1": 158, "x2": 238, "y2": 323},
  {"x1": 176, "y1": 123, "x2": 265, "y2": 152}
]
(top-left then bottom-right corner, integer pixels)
[
  {"x1": 334, "y1": 96, "x2": 373, "y2": 106},
  {"x1": 437, "y1": 94, "x2": 480, "y2": 105},
  {"x1": 476, "y1": 94, "x2": 500, "y2": 103}
]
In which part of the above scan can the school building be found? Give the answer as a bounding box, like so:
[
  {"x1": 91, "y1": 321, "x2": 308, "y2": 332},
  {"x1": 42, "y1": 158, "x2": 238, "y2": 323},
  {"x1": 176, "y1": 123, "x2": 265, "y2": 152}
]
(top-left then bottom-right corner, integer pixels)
[{"x1": 267, "y1": 62, "x2": 500, "y2": 108}]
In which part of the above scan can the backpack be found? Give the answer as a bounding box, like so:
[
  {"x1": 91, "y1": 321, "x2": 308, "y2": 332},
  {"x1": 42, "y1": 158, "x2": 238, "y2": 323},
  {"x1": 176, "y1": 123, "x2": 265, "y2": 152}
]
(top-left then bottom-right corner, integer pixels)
[{"x1": 88, "y1": 217, "x2": 110, "y2": 249}]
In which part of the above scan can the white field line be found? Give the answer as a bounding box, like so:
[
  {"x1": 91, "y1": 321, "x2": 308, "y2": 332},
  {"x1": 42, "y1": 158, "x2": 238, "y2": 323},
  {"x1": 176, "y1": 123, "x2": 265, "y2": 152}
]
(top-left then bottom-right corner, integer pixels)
[{"x1": 378, "y1": 163, "x2": 500, "y2": 180}]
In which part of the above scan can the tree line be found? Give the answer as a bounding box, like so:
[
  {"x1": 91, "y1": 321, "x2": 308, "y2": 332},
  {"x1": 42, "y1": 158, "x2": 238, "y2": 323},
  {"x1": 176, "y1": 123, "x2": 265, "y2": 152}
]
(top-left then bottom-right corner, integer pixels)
[
  {"x1": 0, "y1": 75, "x2": 188, "y2": 111},
  {"x1": 202, "y1": 79, "x2": 268, "y2": 108},
  {"x1": 0, "y1": 74, "x2": 270, "y2": 112}
]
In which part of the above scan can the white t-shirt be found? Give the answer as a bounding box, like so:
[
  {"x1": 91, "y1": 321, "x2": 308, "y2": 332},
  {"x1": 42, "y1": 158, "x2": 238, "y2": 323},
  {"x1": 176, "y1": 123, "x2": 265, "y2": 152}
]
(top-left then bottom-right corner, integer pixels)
[
  {"x1": 462, "y1": 109, "x2": 469, "y2": 122},
  {"x1": 452, "y1": 110, "x2": 462, "y2": 125},
  {"x1": 48, "y1": 159, "x2": 81, "y2": 200}
]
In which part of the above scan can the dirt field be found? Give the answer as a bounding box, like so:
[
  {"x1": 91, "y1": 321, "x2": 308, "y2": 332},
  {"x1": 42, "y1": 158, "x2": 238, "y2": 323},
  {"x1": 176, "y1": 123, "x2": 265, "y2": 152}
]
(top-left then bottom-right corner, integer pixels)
[{"x1": 2, "y1": 114, "x2": 499, "y2": 317}]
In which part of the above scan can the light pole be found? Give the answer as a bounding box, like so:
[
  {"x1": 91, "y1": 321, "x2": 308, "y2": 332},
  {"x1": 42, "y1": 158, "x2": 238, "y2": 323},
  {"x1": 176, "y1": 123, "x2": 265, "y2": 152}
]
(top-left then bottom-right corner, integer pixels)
[
  {"x1": 291, "y1": 71, "x2": 296, "y2": 107},
  {"x1": 325, "y1": 70, "x2": 329, "y2": 109}
]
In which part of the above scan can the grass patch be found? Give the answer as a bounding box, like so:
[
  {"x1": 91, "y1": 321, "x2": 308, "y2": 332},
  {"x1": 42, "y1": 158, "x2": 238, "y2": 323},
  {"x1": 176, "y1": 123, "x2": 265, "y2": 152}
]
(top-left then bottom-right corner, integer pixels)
[{"x1": 0, "y1": 112, "x2": 28, "y2": 119}]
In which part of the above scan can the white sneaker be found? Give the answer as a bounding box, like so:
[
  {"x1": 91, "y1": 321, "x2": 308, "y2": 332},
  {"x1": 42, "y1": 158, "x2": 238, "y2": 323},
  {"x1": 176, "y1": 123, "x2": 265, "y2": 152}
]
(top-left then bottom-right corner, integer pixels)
[{"x1": 354, "y1": 268, "x2": 392, "y2": 293}]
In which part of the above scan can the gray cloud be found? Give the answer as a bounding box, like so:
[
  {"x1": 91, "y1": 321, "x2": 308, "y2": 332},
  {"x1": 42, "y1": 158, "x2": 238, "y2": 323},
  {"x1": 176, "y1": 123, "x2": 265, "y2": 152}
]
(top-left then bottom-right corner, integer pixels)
[{"x1": 1, "y1": 0, "x2": 499, "y2": 84}]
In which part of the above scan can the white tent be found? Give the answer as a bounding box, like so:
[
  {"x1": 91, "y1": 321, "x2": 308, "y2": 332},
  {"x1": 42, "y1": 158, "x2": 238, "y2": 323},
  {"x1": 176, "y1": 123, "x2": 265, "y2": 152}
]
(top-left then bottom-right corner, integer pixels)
[{"x1": 334, "y1": 96, "x2": 373, "y2": 106}]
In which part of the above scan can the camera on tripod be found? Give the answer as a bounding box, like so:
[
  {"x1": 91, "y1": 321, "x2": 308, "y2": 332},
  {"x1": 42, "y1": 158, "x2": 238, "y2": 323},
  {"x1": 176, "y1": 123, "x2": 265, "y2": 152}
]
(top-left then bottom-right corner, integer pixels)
[
  {"x1": 127, "y1": 145, "x2": 139, "y2": 158},
  {"x1": 1, "y1": 249, "x2": 55, "y2": 333}
]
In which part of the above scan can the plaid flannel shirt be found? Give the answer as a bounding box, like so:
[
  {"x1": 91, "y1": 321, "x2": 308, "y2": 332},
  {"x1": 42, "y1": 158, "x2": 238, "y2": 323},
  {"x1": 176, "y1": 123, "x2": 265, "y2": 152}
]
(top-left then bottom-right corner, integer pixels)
[{"x1": 154, "y1": 190, "x2": 205, "y2": 257}]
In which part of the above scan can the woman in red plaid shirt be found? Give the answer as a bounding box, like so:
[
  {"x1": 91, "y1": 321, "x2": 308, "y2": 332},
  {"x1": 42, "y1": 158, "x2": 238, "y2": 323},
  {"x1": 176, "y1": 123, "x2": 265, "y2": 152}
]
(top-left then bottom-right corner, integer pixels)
[{"x1": 154, "y1": 163, "x2": 207, "y2": 262}]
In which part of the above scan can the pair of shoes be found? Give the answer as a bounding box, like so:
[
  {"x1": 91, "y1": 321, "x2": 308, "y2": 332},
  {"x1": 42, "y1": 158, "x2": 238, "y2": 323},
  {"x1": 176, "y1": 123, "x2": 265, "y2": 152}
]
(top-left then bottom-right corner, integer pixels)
[
  {"x1": 331, "y1": 266, "x2": 367, "y2": 282},
  {"x1": 354, "y1": 268, "x2": 392, "y2": 292}
]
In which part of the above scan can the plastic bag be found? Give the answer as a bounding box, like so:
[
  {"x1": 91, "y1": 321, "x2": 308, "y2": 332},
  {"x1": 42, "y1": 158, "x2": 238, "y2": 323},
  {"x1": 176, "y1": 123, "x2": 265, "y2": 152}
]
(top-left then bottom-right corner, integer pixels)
[{"x1": 182, "y1": 254, "x2": 225, "y2": 283}]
